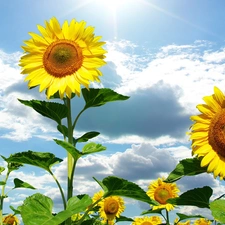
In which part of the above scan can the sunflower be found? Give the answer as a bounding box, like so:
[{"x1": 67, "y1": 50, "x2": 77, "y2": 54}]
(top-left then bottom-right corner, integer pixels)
[
  {"x1": 93, "y1": 192, "x2": 124, "y2": 223},
  {"x1": 132, "y1": 216, "x2": 162, "y2": 225},
  {"x1": 189, "y1": 86, "x2": 225, "y2": 179},
  {"x1": 193, "y1": 218, "x2": 211, "y2": 225},
  {"x1": 147, "y1": 177, "x2": 180, "y2": 211},
  {"x1": 3, "y1": 214, "x2": 19, "y2": 225},
  {"x1": 174, "y1": 218, "x2": 190, "y2": 225},
  {"x1": 20, "y1": 17, "x2": 107, "y2": 99}
]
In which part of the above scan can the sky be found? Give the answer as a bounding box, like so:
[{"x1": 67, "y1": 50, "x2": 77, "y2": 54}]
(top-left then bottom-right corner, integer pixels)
[{"x1": 1, "y1": 0, "x2": 225, "y2": 224}]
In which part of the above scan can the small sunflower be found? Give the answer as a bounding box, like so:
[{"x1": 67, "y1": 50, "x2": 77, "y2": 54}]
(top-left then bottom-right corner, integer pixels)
[
  {"x1": 189, "y1": 86, "x2": 225, "y2": 179},
  {"x1": 98, "y1": 194, "x2": 125, "y2": 223},
  {"x1": 193, "y1": 218, "x2": 211, "y2": 225},
  {"x1": 174, "y1": 218, "x2": 190, "y2": 225},
  {"x1": 3, "y1": 214, "x2": 19, "y2": 225},
  {"x1": 20, "y1": 17, "x2": 106, "y2": 99},
  {"x1": 92, "y1": 190, "x2": 104, "y2": 205},
  {"x1": 147, "y1": 177, "x2": 180, "y2": 211},
  {"x1": 132, "y1": 216, "x2": 162, "y2": 225}
]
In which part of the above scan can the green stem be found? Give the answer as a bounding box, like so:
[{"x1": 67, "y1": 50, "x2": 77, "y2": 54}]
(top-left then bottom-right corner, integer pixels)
[
  {"x1": 72, "y1": 108, "x2": 86, "y2": 131},
  {"x1": 66, "y1": 97, "x2": 74, "y2": 201},
  {"x1": 166, "y1": 209, "x2": 170, "y2": 225},
  {"x1": 76, "y1": 197, "x2": 103, "y2": 225},
  {"x1": 0, "y1": 170, "x2": 10, "y2": 225},
  {"x1": 49, "y1": 170, "x2": 67, "y2": 210},
  {"x1": 65, "y1": 97, "x2": 77, "y2": 225}
]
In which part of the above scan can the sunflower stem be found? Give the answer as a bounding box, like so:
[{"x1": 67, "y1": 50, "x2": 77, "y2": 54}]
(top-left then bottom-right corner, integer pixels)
[
  {"x1": 66, "y1": 97, "x2": 75, "y2": 225},
  {"x1": 0, "y1": 169, "x2": 10, "y2": 225},
  {"x1": 165, "y1": 209, "x2": 170, "y2": 225},
  {"x1": 49, "y1": 170, "x2": 67, "y2": 210}
]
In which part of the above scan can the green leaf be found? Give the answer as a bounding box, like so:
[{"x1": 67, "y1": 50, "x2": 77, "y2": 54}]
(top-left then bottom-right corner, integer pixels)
[
  {"x1": 10, "y1": 205, "x2": 21, "y2": 215},
  {"x1": 82, "y1": 142, "x2": 106, "y2": 155},
  {"x1": 82, "y1": 88, "x2": 129, "y2": 109},
  {"x1": 176, "y1": 213, "x2": 204, "y2": 222},
  {"x1": 76, "y1": 131, "x2": 100, "y2": 143},
  {"x1": 165, "y1": 158, "x2": 207, "y2": 183},
  {"x1": 116, "y1": 215, "x2": 134, "y2": 222},
  {"x1": 54, "y1": 139, "x2": 81, "y2": 160},
  {"x1": 0, "y1": 166, "x2": 5, "y2": 174},
  {"x1": 167, "y1": 186, "x2": 213, "y2": 208},
  {"x1": 13, "y1": 178, "x2": 36, "y2": 190},
  {"x1": 141, "y1": 208, "x2": 164, "y2": 215},
  {"x1": 6, "y1": 151, "x2": 62, "y2": 173},
  {"x1": 96, "y1": 176, "x2": 158, "y2": 205},
  {"x1": 20, "y1": 193, "x2": 54, "y2": 225},
  {"x1": 20, "y1": 193, "x2": 92, "y2": 225},
  {"x1": 210, "y1": 199, "x2": 225, "y2": 223},
  {"x1": 18, "y1": 99, "x2": 68, "y2": 124}
]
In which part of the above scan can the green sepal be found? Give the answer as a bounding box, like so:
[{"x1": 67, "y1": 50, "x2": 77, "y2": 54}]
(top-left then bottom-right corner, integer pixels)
[
  {"x1": 210, "y1": 199, "x2": 225, "y2": 223},
  {"x1": 13, "y1": 178, "x2": 36, "y2": 190},
  {"x1": 82, "y1": 88, "x2": 129, "y2": 109},
  {"x1": 20, "y1": 193, "x2": 92, "y2": 225},
  {"x1": 94, "y1": 176, "x2": 158, "y2": 205},
  {"x1": 165, "y1": 158, "x2": 207, "y2": 183},
  {"x1": 167, "y1": 186, "x2": 213, "y2": 208},
  {"x1": 48, "y1": 91, "x2": 76, "y2": 100},
  {"x1": 82, "y1": 142, "x2": 106, "y2": 155},
  {"x1": 18, "y1": 99, "x2": 68, "y2": 125},
  {"x1": 54, "y1": 139, "x2": 82, "y2": 160},
  {"x1": 6, "y1": 151, "x2": 62, "y2": 173}
]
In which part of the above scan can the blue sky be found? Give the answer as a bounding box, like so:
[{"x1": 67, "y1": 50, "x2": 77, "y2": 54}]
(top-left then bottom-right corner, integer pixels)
[{"x1": 1, "y1": 0, "x2": 225, "y2": 224}]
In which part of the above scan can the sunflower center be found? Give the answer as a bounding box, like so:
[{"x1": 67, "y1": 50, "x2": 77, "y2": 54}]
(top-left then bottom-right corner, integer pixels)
[
  {"x1": 142, "y1": 222, "x2": 152, "y2": 225},
  {"x1": 154, "y1": 186, "x2": 172, "y2": 204},
  {"x1": 208, "y1": 109, "x2": 225, "y2": 158},
  {"x1": 104, "y1": 199, "x2": 119, "y2": 215},
  {"x1": 43, "y1": 40, "x2": 83, "y2": 77}
]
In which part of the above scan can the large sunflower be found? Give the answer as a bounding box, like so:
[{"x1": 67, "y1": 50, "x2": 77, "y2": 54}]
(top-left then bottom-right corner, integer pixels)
[
  {"x1": 193, "y1": 218, "x2": 211, "y2": 225},
  {"x1": 147, "y1": 177, "x2": 180, "y2": 211},
  {"x1": 3, "y1": 214, "x2": 19, "y2": 225},
  {"x1": 190, "y1": 86, "x2": 225, "y2": 179},
  {"x1": 132, "y1": 216, "x2": 162, "y2": 225},
  {"x1": 20, "y1": 17, "x2": 106, "y2": 99}
]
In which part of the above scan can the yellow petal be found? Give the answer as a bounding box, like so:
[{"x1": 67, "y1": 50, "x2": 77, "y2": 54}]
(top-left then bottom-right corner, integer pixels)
[
  {"x1": 201, "y1": 150, "x2": 216, "y2": 167},
  {"x1": 197, "y1": 104, "x2": 214, "y2": 117},
  {"x1": 214, "y1": 86, "x2": 225, "y2": 105}
]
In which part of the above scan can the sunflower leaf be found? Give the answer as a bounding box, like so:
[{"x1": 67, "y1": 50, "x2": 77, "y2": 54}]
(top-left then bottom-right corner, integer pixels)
[
  {"x1": 167, "y1": 186, "x2": 213, "y2": 208},
  {"x1": 18, "y1": 99, "x2": 68, "y2": 125},
  {"x1": 141, "y1": 208, "x2": 164, "y2": 215},
  {"x1": 82, "y1": 142, "x2": 106, "y2": 155},
  {"x1": 20, "y1": 193, "x2": 92, "y2": 225},
  {"x1": 97, "y1": 176, "x2": 158, "y2": 205},
  {"x1": 82, "y1": 88, "x2": 129, "y2": 109},
  {"x1": 116, "y1": 215, "x2": 134, "y2": 222},
  {"x1": 54, "y1": 139, "x2": 82, "y2": 160},
  {"x1": 5, "y1": 151, "x2": 62, "y2": 173},
  {"x1": 13, "y1": 178, "x2": 36, "y2": 190},
  {"x1": 210, "y1": 199, "x2": 225, "y2": 223},
  {"x1": 176, "y1": 213, "x2": 204, "y2": 222},
  {"x1": 0, "y1": 167, "x2": 5, "y2": 174},
  {"x1": 164, "y1": 158, "x2": 207, "y2": 183},
  {"x1": 76, "y1": 131, "x2": 100, "y2": 143}
]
